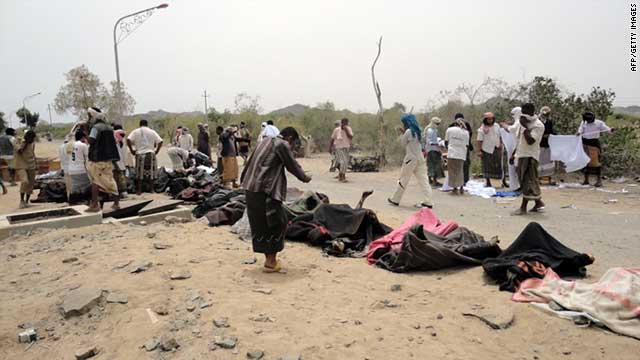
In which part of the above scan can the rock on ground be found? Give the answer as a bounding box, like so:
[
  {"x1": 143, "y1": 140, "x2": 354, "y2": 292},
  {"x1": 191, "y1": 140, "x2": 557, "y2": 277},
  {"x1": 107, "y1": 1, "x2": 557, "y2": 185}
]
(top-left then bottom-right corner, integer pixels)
[
  {"x1": 106, "y1": 292, "x2": 128, "y2": 304},
  {"x1": 74, "y1": 345, "x2": 98, "y2": 359},
  {"x1": 61, "y1": 288, "x2": 104, "y2": 318}
]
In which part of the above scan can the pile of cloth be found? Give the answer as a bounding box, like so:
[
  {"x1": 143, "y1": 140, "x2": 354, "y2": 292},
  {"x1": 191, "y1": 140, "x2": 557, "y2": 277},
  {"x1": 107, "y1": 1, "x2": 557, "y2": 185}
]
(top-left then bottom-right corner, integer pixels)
[
  {"x1": 154, "y1": 166, "x2": 220, "y2": 200},
  {"x1": 513, "y1": 267, "x2": 640, "y2": 340},
  {"x1": 32, "y1": 171, "x2": 67, "y2": 203},
  {"x1": 482, "y1": 222, "x2": 594, "y2": 292},
  {"x1": 193, "y1": 187, "x2": 245, "y2": 221},
  {"x1": 367, "y1": 208, "x2": 501, "y2": 272},
  {"x1": 286, "y1": 202, "x2": 391, "y2": 257}
]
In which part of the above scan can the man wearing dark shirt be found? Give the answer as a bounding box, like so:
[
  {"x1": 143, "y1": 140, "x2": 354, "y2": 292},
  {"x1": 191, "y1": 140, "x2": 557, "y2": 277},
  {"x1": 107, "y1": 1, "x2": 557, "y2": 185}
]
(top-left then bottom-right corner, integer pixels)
[
  {"x1": 241, "y1": 127, "x2": 311, "y2": 273},
  {"x1": 86, "y1": 107, "x2": 120, "y2": 212},
  {"x1": 220, "y1": 126, "x2": 239, "y2": 188}
]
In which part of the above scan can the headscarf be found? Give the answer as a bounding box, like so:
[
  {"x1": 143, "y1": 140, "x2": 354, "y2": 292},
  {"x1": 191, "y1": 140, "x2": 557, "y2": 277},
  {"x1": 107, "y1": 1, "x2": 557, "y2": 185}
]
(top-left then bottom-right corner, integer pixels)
[
  {"x1": 481, "y1": 112, "x2": 495, "y2": 134},
  {"x1": 582, "y1": 111, "x2": 596, "y2": 123},
  {"x1": 427, "y1": 117, "x2": 441, "y2": 129},
  {"x1": 510, "y1": 107, "x2": 522, "y2": 122},
  {"x1": 401, "y1": 113, "x2": 421, "y2": 141},
  {"x1": 454, "y1": 113, "x2": 465, "y2": 121},
  {"x1": 87, "y1": 107, "x2": 104, "y2": 120},
  {"x1": 261, "y1": 122, "x2": 267, "y2": 128}
]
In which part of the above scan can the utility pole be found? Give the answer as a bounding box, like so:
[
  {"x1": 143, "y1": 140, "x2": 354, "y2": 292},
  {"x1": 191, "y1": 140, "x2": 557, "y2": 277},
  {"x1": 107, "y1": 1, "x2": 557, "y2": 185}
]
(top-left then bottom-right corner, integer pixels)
[
  {"x1": 47, "y1": 104, "x2": 53, "y2": 126},
  {"x1": 202, "y1": 90, "x2": 210, "y2": 122}
]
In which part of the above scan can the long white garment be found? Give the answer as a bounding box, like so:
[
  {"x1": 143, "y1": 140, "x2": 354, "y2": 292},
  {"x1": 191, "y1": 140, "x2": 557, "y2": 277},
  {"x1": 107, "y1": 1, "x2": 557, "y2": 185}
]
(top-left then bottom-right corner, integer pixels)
[
  {"x1": 499, "y1": 128, "x2": 520, "y2": 191},
  {"x1": 549, "y1": 135, "x2": 590, "y2": 173}
]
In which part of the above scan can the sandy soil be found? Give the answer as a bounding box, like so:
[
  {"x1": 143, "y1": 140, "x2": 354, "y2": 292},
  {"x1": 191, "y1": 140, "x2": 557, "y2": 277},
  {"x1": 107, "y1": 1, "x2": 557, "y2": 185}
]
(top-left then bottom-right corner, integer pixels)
[{"x1": 1, "y1": 144, "x2": 639, "y2": 360}]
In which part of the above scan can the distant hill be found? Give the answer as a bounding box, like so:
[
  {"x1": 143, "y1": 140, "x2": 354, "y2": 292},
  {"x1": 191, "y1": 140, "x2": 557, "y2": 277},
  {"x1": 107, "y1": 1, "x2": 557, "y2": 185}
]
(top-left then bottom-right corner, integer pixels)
[
  {"x1": 129, "y1": 109, "x2": 203, "y2": 120},
  {"x1": 268, "y1": 104, "x2": 310, "y2": 116},
  {"x1": 613, "y1": 105, "x2": 640, "y2": 116}
]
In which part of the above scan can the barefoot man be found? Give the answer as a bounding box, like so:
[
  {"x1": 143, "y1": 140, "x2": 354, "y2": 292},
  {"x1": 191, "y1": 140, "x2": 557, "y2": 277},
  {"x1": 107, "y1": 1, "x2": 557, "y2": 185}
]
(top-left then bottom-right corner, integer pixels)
[
  {"x1": 502, "y1": 103, "x2": 545, "y2": 215},
  {"x1": 241, "y1": 127, "x2": 311, "y2": 273},
  {"x1": 86, "y1": 107, "x2": 120, "y2": 212}
]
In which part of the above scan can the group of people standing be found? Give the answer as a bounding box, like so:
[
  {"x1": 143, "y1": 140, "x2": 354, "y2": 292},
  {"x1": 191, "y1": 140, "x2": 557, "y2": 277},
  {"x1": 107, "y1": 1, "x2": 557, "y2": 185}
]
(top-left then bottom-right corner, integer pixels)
[{"x1": 386, "y1": 104, "x2": 614, "y2": 215}]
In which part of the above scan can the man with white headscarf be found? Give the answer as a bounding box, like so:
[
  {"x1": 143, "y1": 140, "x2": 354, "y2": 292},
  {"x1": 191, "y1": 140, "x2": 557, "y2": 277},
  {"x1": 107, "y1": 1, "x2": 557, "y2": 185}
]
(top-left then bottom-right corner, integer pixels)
[
  {"x1": 501, "y1": 103, "x2": 545, "y2": 215},
  {"x1": 499, "y1": 107, "x2": 521, "y2": 191}
]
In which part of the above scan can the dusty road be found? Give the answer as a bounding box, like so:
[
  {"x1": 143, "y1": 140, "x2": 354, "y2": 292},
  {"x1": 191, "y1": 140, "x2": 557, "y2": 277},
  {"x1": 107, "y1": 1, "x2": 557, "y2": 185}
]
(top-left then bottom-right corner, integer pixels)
[{"x1": 0, "y1": 147, "x2": 639, "y2": 359}]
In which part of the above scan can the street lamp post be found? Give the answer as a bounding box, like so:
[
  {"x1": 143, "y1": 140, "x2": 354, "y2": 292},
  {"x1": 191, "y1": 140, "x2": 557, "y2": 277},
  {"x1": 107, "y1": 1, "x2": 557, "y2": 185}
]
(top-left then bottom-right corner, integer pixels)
[
  {"x1": 19, "y1": 92, "x2": 42, "y2": 128},
  {"x1": 113, "y1": 3, "x2": 168, "y2": 124}
]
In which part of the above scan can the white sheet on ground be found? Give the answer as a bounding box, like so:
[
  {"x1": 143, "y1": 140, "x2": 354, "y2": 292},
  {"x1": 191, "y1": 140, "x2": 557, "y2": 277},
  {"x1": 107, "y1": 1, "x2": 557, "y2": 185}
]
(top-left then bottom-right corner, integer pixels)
[
  {"x1": 464, "y1": 180, "x2": 496, "y2": 199},
  {"x1": 549, "y1": 135, "x2": 590, "y2": 173}
]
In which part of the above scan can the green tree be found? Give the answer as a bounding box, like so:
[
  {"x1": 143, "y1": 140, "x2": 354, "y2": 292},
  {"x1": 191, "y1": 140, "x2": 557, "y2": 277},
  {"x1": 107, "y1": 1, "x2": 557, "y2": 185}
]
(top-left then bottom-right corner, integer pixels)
[
  {"x1": 16, "y1": 107, "x2": 40, "y2": 128},
  {"x1": 54, "y1": 65, "x2": 135, "y2": 122}
]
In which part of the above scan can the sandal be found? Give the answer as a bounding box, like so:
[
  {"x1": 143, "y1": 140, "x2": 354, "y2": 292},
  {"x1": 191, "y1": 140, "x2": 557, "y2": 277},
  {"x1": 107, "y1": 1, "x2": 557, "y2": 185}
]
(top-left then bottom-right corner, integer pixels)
[{"x1": 263, "y1": 261, "x2": 283, "y2": 273}]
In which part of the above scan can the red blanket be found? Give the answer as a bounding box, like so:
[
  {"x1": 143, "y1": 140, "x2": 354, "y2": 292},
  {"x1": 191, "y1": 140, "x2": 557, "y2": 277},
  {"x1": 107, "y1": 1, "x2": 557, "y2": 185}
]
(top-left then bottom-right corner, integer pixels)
[{"x1": 366, "y1": 208, "x2": 458, "y2": 264}]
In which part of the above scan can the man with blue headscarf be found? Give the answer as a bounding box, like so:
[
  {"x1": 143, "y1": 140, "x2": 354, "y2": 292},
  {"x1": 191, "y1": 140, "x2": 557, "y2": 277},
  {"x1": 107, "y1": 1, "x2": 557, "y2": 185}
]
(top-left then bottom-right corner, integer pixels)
[{"x1": 387, "y1": 114, "x2": 434, "y2": 208}]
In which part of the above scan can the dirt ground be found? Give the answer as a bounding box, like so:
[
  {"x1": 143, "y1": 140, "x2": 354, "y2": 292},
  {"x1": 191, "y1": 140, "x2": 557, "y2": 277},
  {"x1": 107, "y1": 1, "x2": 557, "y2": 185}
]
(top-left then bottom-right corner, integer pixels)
[{"x1": 1, "y1": 141, "x2": 639, "y2": 359}]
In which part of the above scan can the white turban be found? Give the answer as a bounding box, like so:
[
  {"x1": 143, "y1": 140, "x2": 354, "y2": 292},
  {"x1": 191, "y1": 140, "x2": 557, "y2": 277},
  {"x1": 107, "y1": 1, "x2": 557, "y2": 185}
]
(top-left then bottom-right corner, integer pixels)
[{"x1": 87, "y1": 107, "x2": 104, "y2": 120}]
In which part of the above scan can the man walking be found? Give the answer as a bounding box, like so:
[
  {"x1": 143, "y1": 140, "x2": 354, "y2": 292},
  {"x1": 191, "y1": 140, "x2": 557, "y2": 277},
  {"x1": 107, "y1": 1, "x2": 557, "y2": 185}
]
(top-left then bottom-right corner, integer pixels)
[
  {"x1": 127, "y1": 119, "x2": 163, "y2": 195},
  {"x1": 86, "y1": 107, "x2": 121, "y2": 211},
  {"x1": 329, "y1": 118, "x2": 353, "y2": 182}
]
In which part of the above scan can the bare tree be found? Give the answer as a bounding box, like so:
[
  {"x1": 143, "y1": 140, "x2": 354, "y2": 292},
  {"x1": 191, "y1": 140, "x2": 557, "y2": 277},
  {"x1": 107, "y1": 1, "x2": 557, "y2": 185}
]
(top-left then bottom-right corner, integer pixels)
[{"x1": 371, "y1": 36, "x2": 386, "y2": 165}]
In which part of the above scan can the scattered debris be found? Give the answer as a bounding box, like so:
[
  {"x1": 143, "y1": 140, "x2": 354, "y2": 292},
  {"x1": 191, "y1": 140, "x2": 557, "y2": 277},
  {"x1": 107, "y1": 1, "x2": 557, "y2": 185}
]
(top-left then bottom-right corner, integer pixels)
[
  {"x1": 250, "y1": 314, "x2": 275, "y2": 323},
  {"x1": 143, "y1": 338, "x2": 159, "y2": 352},
  {"x1": 130, "y1": 261, "x2": 153, "y2": 274},
  {"x1": 106, "y1": 292, "x2": 128, "y2": 304},
  {"x1": 604, "y1": 199, "x2": 618, "y2": 204},
  {"x1": 146, "y1": 232, "x2": 157, "y2": 239},
  {"x1": 561, "y1": 204, "x2": 577, "y2": 209},
  {"x1": 253, "y1": 288, "x2": 273, "y2": 295},
  {"x1": 371, "y1": 299, "x2": 399, "y2": 309},
  {"x1": 186, "y1": 303, "x2": 196, "y2": 312},
  {"x1": 153, "y1": 243, "x2": 172, "y2": 250},
  {"x1": 17, "y1": 328, "x2": 37, "y2": 343},
  {"x1": 462, "y1": 308, "x2": 514, "y2": 330},
  {"x1": 62, "y1": 257, "x2": 78, "y2": 264},
  {"x1": 423, "y1": 325, "x2": 437, "y2": 336},
  {"x1": 390, "y1": 284, "x2": 402, "y2": 292},
  {"x1": 60, "y1": 288, "x2": 104, "y2": 318},
  {"x1": 146, "y1": 308, "x2": 159, "y2": 324},
  {"x1": 165, "y1": 215, "x2": 191, "y2": 224},
  {"x1": 213, "y1": 318, "x2": 230, "y2": 328},
  {"x1": 278, "y1": 355, "x2": 302, "y2": 360},
  {"x1": 159, "y1": 335, "x2": 179, "y2": 351},
  {"x1": 170, "y1": 270, "x2": 192, "y2": 280},
  {"x1": 112, "y1": 260, "x2": 132, "y2": 270},
  {"x1": 243, "y1": 257, "x2": 257, "y2": 265},
  {"x1": 200, "y1": 301, "x2": 212, "y2": 309},
  {"x1": 611, "y1": 177, "x2": 626, "y2": 184},
  {"x1": 74, "y1": 345, "x2": 98, "y2": 360},
  {"x1": 247, "y1": 350, "x2": 265, "y2": 359},
  {"x1": 152, "y1": 303, "x2": 169, "y2": 316}
]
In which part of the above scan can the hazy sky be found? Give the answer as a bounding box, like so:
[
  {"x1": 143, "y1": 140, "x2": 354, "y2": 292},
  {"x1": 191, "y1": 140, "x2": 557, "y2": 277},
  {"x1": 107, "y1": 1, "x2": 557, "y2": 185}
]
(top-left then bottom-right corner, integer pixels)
[{"x1": 1, "y1": 0, "x2": 639, "y2": 124}]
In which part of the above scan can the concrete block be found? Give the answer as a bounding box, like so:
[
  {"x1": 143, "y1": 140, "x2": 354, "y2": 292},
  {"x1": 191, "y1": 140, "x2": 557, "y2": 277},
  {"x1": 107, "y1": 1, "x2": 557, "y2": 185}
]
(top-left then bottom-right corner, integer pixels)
[{"x1": 0, "y1": 205, "x2": 102, "y2": 240}]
